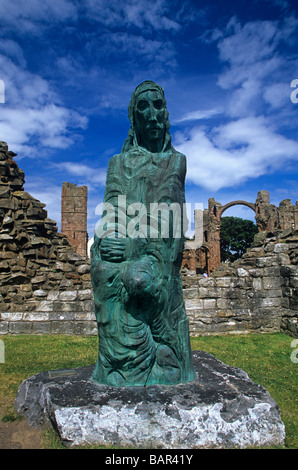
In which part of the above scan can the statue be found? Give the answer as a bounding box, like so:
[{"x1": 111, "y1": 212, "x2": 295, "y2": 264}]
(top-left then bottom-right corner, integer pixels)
[{"x1": 91, "y1": 81, "x2": 195, "y2": 386}]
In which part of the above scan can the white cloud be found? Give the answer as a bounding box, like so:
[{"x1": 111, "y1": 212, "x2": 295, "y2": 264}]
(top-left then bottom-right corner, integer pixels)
[
  {"x1": 215, "y1": 16, "x2": 298, "y2": 116},
  {"x1": 173, "y1": 15, "x2": 298, "y2": 192},
  {"x1": 174, "y1": 108, "x2": 222, "y2": 123},
  {"x1": 0, "y1": 54, "x2": 87, "y2": 157},
  {"x1": 0, "y1": 0, "x2": 77, "y2": 34},
  {"x1": 82, "y1": 0, "x2": 181, "y2": 31},
  {"x1": 174, "y1": 116, "x2": 298, "y2": 191},
  {"x1": 54, "y1": 162, "x2": 107, "y2": 185},
  {"x1": 24, "y1": 178, "x2": 63, "y2": 228}
]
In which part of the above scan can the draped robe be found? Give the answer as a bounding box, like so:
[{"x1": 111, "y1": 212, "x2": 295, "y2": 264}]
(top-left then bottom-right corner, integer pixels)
[{"x1": 91, "y1": 145, "x2": 195, "y2": 386}]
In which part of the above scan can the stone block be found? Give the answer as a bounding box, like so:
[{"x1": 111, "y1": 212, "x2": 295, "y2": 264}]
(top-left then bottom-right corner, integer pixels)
[
  {"x1": 82, "y1": 300, "x2": 95, "y2": 313},
  {"x1": 51, "y1": 321, "x2": 74, "y2": 335},
  {"x1": 214, "y1": 278, "x2": 231, "y2": 288},
  {"x1": 183, "y1": 288, "x2": 199, "y2": 300},
  {"x1": 256, "y1": 257, "x2": 278, "y2": 268},
  {"x1": 50, "y1": 312, "x2": 74, "y2": 321},
  {"x1": 15, "y1": 352, "x2": 285, "y2": 449},
  {"x1": 216, "y1": 299, "x2": 229, "y2": 309},
  {"x1": 263, "y1": 277, "x2": 281, "y2": 290},
  {"x1": 33, "y1": 322, "x2": 51, "y2": 334},
  {"x1": 0, "y1": 321, "x2": 9, "y2": 334},
  {"x1": 37, "y1": 301, "x2": 54, "y2": 312},
  {"x1": 23, "y1": 312, "x2": 50, "y2": 322},
  {"x1": 77, "y1": 289, "x2": 93, "y2": 301},
  {"x1": 247, "y1": 268, "x2": 263, "y2": 277},
  {"x1": 198, "y1": 287, "x2": 221, "y2": 298},
  {"x1": 77, "y1": 264, "x2": 90, "y2": 274},
  {"x1": 263, "y1": 267, "x2": 281, "y2": 277},
  {"x1": 9, "y1": 322, "x2": 32, "y2": 334},
  {"x1": 252, "y1": 278, "x2": 262, "y2": 290},
  {"x1": 259, "y1": 297, "x2": 281, "y2": 308},
  {"x1": 1, "y1": 312, "x2": 23, "y2": 321},
  {"x1": 273, "y1": 243, "x2": 288, "y2": 253},
  {"x1": 185, "y1": 299, "x2": 203, "y2": 310},
  {"x1": 74, "y1": 310, "x2": 96, "y2": 321},
  {"x1": 53, "y1": 301, "x2": 75, "y2": 313},
  {"x1": 289, "y1": 277, "x2": 298, "y2": 288},
  {"x1": 59, "y1": 291, "x2": 77, "y2": 301},
  {"x1": 33, "y1": 289, "x2": 48, "y2": 297},
  {"x1": 199, "y1": 278, "x2": 214, "y2": 287},
  {"x1": 237, "y1": 268, "x2": 249, "y2": 277},
  {"x1": 203, "y1": 298, "x2": 216, "y2": 309},
  {"x1": 31, "y1": 275, "x2": 47, "y2": 284},
  {"x1": 74, "y1": 321, "x2": 97, "y2": 336},
  {"x1": 47, "y1": 291, "x2": 60, "y2": 301}
]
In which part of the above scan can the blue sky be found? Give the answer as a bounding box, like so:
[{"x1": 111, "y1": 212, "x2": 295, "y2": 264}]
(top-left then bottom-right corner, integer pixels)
[{"x1": 0, "y1": 0, "x2": 297, "y2": 238}]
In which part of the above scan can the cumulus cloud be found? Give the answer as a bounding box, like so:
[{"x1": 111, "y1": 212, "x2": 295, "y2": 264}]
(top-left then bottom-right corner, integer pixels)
[
  {"x1": 0, "y1": 0, "x2": 77, "y2": 34},
  {"x1": 0, "y1": 53, "x2": 87, "y2": 157},
  {"x1": 174, "y1": 15, "x2": 298, "y2": 191},
  {"x1": 81, "y1": 0, "x2": 181, "y2": 31},
  {"x1": 175, "y1": 115, "x2": 298, "y2": 191},
  {"x1": 54, "y1": 162, "x2": 107, "y2": 185}
]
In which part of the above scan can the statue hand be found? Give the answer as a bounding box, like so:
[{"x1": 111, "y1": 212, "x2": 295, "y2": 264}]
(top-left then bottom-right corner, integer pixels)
[{"x1": 100, "y1": 237, "x2": 126, "y2": 262}]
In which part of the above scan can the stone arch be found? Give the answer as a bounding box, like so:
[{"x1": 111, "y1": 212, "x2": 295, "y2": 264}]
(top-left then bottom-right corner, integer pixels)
[
  {"x1": 219, "y1": 200, "x2": 256, "y2": 218},
  {"x1": 207, "y1": 198, "x2": 258, "y2": 273}
]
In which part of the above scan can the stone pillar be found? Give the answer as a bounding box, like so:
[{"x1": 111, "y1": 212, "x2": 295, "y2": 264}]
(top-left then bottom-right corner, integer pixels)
[
  {"x1": 255, "y1": 190, "x2": 278, "y2": 232},
  {"x1": 294, "y1": 202, "x2": 298, "y2": 230},
  {"x1": 61, "y1": 182, "x2": 88, "y2": 257},
  {"x1": 278, "y1": 199, "x2": 297, "y2": 231},
  {"x1": 188, "y1": 249, "x2": 197, "y2": 271},
  {"x1": 207, "y1": 198, "x2": 221, "y2": 273}
]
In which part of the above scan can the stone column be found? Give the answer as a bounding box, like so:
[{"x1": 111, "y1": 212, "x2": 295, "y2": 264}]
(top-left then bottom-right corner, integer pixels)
[{"x1": 61, "y1": 182, "x2": 88, "y2": 257}]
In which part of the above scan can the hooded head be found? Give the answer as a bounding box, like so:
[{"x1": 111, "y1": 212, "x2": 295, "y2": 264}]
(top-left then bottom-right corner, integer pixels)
[{"x1": 122, "y1": 81, "x2": 172, "y2": 153}]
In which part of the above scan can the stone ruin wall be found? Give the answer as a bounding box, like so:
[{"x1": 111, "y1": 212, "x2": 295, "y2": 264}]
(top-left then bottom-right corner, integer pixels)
[
  {"x1": 61, "y1": 182, "x2": 88, "y2": 257},
  {"x1": 0, "y1": 141, "x2": 94, "y2": 336},
  {"x1": 182, "y1": 191, "x2": 298, "y2": 274},
  {"x1": 0, "y1": 141, "x2": 297, "y2": 338},
  {"x1": 183, "y1": 229, "x2": 298, "y2": 338}
]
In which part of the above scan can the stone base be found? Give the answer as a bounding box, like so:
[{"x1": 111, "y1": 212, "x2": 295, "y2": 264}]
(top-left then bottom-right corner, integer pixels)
[{"x1": 15, "y1": 352, "x2": 285, "y2": 449}]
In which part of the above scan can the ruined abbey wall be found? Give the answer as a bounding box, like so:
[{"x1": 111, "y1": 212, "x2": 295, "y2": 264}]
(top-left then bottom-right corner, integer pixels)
[
  {"x1": 183, "y1": 229, "x2": 298, "y2": 338},
  {"x1": 0, "y1": 141, "x2": 297, "y2": 338},
  {"x1": 0, "y1": 141, "x2": 94, "y2": 335}
]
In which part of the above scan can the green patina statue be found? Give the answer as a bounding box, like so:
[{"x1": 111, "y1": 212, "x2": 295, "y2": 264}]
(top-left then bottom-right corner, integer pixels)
[{"x1": 91, "y1": 81, "x2": 195, "y2": 386}]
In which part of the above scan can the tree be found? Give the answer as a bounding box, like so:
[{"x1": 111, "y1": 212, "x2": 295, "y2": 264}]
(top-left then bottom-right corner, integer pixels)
[{"x1": 220, "y1": 216, "x2": 258, "y2": 262}]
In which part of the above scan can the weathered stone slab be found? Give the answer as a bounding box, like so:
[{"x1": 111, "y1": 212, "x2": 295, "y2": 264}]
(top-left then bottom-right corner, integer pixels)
[{"x1": 15, "y1": 352, "x2": 285, "y2": 449}]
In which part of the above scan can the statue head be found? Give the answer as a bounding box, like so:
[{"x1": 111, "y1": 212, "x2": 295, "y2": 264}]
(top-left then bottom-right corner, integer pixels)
[{"x1": 122, "y1": 81, "x2": 172, "y2": 154}]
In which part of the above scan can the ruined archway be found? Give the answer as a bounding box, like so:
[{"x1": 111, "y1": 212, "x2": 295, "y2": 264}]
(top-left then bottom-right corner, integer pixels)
[
  {"x1": 219, "y1": 203, "x2": 258, "y2": 265},
  {"x1": 206, "y1": 199, "x2": 257, "y2": 273},
  {"x1": 184, "y1": 190, "x2": 292, "y2": 274}
]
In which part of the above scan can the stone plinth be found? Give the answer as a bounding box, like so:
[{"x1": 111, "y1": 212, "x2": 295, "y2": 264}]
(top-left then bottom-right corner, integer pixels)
[{"x1": 15, "y1": 352, "x2": 285, "y2": 449}]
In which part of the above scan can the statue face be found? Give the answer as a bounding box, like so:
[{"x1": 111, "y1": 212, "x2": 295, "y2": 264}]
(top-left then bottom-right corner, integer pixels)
[{"x1": 134, "y1": 90, "x2": 167, "y2": 151}]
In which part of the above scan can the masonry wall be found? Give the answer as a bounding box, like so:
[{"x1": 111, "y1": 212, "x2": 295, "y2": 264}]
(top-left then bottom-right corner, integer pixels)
[
  {"x1": 183, "y1": 229, "x2": 298, "y2": 338},
  {"x1": 61, "y1": 182, "x2": 88, "y2": 257},
  {"x1": 0, "y1": 140, "x2": 297, "y2": 338},
  {"x1": 1, "y1": 230, "x2": 297, "y2": 338}
]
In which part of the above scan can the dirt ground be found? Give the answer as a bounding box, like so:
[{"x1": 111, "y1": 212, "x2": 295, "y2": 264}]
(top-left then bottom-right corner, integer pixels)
[{"x1": 0, "y1": 409, "x2": 42, "y2": 449}]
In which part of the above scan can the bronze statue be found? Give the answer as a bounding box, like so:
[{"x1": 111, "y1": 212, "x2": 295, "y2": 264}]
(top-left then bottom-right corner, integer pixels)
[{"x1": 91, "y1": 81, "x2": 195, "y2": 386}]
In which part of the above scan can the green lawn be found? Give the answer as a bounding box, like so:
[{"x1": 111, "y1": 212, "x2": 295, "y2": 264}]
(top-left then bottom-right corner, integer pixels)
[{"x1": 0, "y1": 333, "x2": 297, "y2": 448}]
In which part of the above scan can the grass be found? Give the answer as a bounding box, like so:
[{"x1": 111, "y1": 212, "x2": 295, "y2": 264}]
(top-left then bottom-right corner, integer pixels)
[{"x1": 0, "y1": 333, "x2": 297, "y2": 449}]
